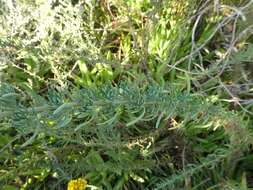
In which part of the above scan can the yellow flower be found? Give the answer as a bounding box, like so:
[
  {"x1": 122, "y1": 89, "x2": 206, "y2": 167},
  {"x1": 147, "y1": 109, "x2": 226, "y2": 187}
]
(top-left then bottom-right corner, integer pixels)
[{"x1": 67, "y1": 178, "x2": 87, "y2": 190}]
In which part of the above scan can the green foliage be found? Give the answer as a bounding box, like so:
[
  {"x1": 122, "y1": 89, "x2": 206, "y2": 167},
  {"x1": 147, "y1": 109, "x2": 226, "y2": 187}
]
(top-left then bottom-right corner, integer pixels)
[
  {"x1": 0, "y1": 81, "x2": 251, "y2": 189},
  {"x1": 1, "y1": 0, "x2": 253, "y2": 189}
]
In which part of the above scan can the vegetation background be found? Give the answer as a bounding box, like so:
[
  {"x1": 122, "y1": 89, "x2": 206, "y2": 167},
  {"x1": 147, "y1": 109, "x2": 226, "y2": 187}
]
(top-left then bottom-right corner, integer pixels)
[{"x1": 0, "y1": 0, "x2": 253, "y2": 189}]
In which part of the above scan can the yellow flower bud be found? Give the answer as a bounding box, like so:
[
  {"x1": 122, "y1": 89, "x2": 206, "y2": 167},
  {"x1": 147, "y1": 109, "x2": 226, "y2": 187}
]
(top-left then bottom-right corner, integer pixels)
[{"x1": 67, "y1": 178, "x2": 87, "y2": 190}]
